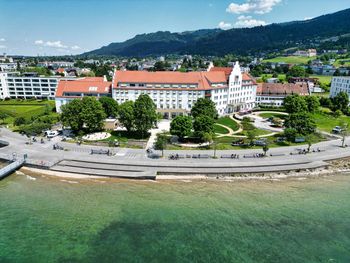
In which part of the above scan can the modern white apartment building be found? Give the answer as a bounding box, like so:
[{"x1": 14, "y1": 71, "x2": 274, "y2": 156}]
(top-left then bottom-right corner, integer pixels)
[
  {"x1": 0, "y1": 72, "x2": 78, "y2": 100},
  {"x1": 330, "y1": 76, "x2": 350, "y2": 98},
  {"x1": 112, "y1": 62, "x2": 257, "y2": 118}
]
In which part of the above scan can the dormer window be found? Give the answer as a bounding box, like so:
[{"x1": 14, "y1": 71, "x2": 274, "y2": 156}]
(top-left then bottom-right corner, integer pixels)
[{"x1": 89, "y1": 86, "x2": 98, "y2": 91}]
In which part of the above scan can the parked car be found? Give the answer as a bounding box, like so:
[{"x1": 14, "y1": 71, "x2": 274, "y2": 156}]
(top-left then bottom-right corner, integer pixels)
[
  {"x1": 332, "y1": 126, "x2": 343, "y2": 134},
  {"x1": 253, "y1": 139, "x2": 267, "y2": 146}
]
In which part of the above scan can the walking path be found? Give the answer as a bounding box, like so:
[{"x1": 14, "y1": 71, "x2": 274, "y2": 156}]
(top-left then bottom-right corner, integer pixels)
[{"x1": 1, "y1": 127, "x2": 350, "y2": 179}]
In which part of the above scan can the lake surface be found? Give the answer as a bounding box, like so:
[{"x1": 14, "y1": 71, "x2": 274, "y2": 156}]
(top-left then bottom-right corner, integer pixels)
[{"x1": 1, "y1": 172, "x2": 350, "y2": 263}]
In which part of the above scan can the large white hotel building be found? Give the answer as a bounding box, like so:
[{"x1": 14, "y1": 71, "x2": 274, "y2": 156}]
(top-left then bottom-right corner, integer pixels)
[
  {"x1": 112, "y1": 62, "x2": 256, "y2": 118},
  {"x1": 55, "y1": 62, "x2": 257, "y2": 117}
]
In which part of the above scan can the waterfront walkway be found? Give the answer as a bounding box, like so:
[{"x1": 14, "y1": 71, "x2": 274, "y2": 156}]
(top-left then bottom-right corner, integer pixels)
[{"x1": 1, "y1": 127, "x2": 349, "y2": 179}]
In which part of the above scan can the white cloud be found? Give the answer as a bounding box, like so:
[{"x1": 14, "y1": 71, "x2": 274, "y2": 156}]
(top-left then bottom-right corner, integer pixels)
[
  {"x1": 226, "y1": 0, "x2": 281, "y2": 14},
  {"x1": 234, "y1": 15, "x2": 267, "y2": 28},
  {"x1": 35, "y1": 40, "x2": 68, "y2": 48},
  {"x1": 304, "y1": 17, "x2": 314, "y2": 21},
  {"x1": 0, "y1": 45, "x2": 6, "y2": 49},
  {"x1": 218, "y1": 21, "x2": 233, "y2": 30},
  {"x1": 34, "y1": 40, "x2": 44, "y2": 45},
  {"x1": 71, "y1": 45, "x2": 81, "y2": 50},
  {"x1": 45, "y1": 41, "x2": 68, "y2": 48},
  {"x1": 0, "y1": 38, "x2": 5, "y2": 42}
]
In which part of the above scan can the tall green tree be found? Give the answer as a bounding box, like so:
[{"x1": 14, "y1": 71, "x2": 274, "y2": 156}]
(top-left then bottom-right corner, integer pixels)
[
  {"x1": 133, "y1": 94, "x2": 157, "y2": 137},
  {"x1": 284, "y1": 94, "x2": 308, "y2": 114},
  {"x1": 331, "y1": 92, "x2": 349, "y2": 113},
  {"x1": 80, "y1": 97, "x2": 106, "y2": 132},
  {"x1": 247, "y1": 129, "x2": 257, "y2": 146},
  {"x1": 61, "y1": 99, "x2": 84, "y2": 132},
  {"x1": 99, "y1": 97, "x2": 119, "y2": 118},
  {"x1": 284, "y1": 113, "x2": 316, "y2": 135},
  {"x1": 304, "y1": 96, "x2": 320, "y2": 113},
  {"x1": 191, "y1": 98, "x2": 218, "y2": 119},
  {"x1": 170, "y1": 115, "x2": 193, "y2": 140},
  {"x1": 154, "y1": 134, "x2": 168, "y2": 157},
  {"x1": 118, "y1": 101, "x2": 135, "y2": 132},
  {"x1": 287, "y1": 66, "x2": 307, "y2": 79},
  {"x1": 193, "y1": 115, "x2": 214, "y2": 138}
]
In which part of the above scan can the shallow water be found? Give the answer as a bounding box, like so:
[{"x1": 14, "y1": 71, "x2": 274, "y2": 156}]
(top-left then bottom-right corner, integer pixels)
[{"x1": 1, "y1": 172, "x2": 350, "y2": 262}]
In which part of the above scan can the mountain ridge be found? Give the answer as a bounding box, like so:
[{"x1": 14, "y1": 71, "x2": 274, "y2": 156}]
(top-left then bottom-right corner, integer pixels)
[{"x1": 83, "y1": 8, "x2": 350, "y2": 57}]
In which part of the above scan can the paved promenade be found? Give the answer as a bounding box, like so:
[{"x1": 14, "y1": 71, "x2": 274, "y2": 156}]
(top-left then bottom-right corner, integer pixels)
[{"x1": 1, "y1": 127, "x2": 349, "y2": 179}]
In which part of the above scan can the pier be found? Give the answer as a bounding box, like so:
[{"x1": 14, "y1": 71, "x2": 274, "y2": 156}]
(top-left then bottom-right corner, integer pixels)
[{"x1": 0, "y1": 159, "x2": 25, "y2": 180}]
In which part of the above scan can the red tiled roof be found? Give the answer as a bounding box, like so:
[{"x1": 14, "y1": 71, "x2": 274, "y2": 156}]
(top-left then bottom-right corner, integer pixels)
[
  {"x1": 242, "y1": 72, "x2": 255, "y2": 82},
  {"x1": 113, "y1": 70, "x2": 227, "y2": 90},
  {"x1": 257, "y1": 83, "x2": 309, "y2": 96},
  {"x1": 209, "y1": 67, "x2": 232, "y2": 80},
  {"x1": 56, "y1": 79, "x2": 111, "y2": 98}
]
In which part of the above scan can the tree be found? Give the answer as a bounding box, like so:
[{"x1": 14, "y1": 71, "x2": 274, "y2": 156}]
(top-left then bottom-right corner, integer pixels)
[
  {"x1": 262, "y1": 143, "x2": 269, "y2": 156},
  {"x1": 133, "y1": 94, "x2": 157, "y2": 137},
  {"x1": 284, "y1": 128, "x2": 298, "y2": 142},
  {"x1": 154, "y1": 134, "x2": 167, "y2": 157},
  {"x1": 118, "y1": 101, "x2": 135, "y2": 132},
  {"x1": 287, "y1": 65, "x2": 307, "y2": 79},
  {"x1": 284, "y1": 94, "x2": 308, "y2": 114},
  {"x1": 193, "y1": 115, "x2": 214, "y2": 139},
  {"x1": 305, "y1": 134, "x2": 313, "y2": 152},
  {"x1": 99, "y1": 97, "x2": 118, "y2": 118},
  {"x1": 191, "y1": 98, "x2": 218, "y2": 120},
  {"x1": 201, "y1": 132, "x2": 213, "y2": 146},
  {"x1": 304, "y1": 96, "x2": 320, "y2": 113},
  {"x1": 80, "y1": 97, "x2": 106, "y2": 133},
  {"x1": 14, "y1": 116, "x2": 26, "y2": 126},
  {"x1": 331, "y1": 92, "x2": 349, "y2": 113},
  {"x1": 170, "y1": 115, "x2": 193, "y2": 140},
  {"x1": 284, "y1": 113, "x2": 316, "y2": 135},
  {"x1": 61, "y1": 99, "x2": 84, "y2": 132},
  {"x1": 247, "y1": 129, "x2": 257, "y2": 146},
  {"x1": 0, "y1": 111, "x2": 8, "y2": 124}
]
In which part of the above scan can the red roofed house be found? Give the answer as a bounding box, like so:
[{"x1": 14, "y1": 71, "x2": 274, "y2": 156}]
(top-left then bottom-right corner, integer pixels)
[
  {"x1": 256, "y1": 83, "x2": 310, "y2": 107},
  {"x1": 112, "y1": 61, "x2": 257, "y2": 118},
  {"x1": 55, "y1": 76, "x2": 111, "y2": 112}
]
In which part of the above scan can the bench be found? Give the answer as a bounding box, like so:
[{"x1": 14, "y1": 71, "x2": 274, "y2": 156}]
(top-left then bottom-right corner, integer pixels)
[
  {"x1": 192, "y1": 154, "x2": 210, "y2": 159},
  {"x1": 91, "y1": 149, "x2": 110, "y2": 155}
]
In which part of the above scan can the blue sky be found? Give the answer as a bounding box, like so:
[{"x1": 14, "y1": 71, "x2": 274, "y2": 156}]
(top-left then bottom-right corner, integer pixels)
[{"x1": 0, "y1": 0, "x2": 349, "y2": 56}]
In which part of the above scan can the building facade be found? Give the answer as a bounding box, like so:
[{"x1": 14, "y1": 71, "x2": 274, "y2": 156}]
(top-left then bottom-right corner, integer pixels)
[
  {"x1": 55, "y1": 77, "x2": 111, "y2": 112},
  {"x1": 0, "y1": 72, "x2": 79, "y2": 100},
  {"x1": 112, "y1": 62, "x2": 256, "y2": 118},
  {"x1": 256, "y1": 83, "x2": 310, "y2": 107},
  {"x1": 330, "y1": 77, "x2": 350, "y2": 98}
]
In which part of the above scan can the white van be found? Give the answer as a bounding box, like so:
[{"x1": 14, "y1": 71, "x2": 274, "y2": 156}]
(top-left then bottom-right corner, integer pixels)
[{"x1": 46, "y1": 130, "x2": 59, "y2": 138}]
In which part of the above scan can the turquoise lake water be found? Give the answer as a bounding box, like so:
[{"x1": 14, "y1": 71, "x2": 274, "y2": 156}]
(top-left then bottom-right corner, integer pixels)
[{"x1": 1, "y1": 172, "x2": 350, "y2": 263}]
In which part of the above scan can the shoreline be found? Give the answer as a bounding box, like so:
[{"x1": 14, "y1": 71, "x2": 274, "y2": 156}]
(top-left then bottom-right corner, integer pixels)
[{"x1": 18, "y1": 157, "x2": 350, "y2": 182}]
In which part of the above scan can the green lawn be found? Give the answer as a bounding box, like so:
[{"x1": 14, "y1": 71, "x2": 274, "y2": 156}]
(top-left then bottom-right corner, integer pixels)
[
  {"x1": 215, "y1": 117, "x2": 240, "y2": 131},
  {"x1": 310, "y1": 75, "x2": 332, "y2": 85},
  {"x1": 333, "y1": 59, "x2": 350, "y2": 67},
  {"x1": 0, "y1": 100, "x2": 58, "y2": 129},
  {"x1": 262, "y1": 56, "x2": 313, "y2": 64},
  {"x1": 214, "y1": 124, "x2": 230, "y2": 134},
  {"x1": 260, "y1": 74, "x2": 287, "y2": 82},
  {"x1": 312, "y1": 111, "x2": 350, "y2": 132},
  {"x1": 259, "y1": 113, "x2": 287, "y2": 119}
]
